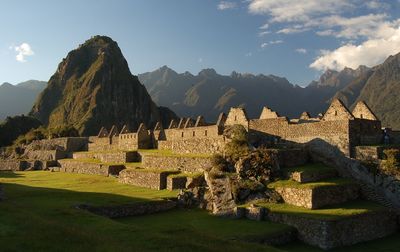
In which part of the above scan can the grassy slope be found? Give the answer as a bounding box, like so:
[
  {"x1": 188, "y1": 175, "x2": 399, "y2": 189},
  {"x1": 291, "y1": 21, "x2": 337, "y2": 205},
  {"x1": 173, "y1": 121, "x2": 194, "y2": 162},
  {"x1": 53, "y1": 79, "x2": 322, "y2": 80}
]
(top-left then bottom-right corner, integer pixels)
[
  {"x1": 257, "y1": 200, "x2": 387, "y2": 221},
  {"x1": 268, "y1": 177, "x2": 355, "y2": 189},
  {"x1": 0, "y1": 171, "x2": 285, "y2": 252},
  {"x1": 0, "y1": 171, "x2": 399, "y2": 251}
]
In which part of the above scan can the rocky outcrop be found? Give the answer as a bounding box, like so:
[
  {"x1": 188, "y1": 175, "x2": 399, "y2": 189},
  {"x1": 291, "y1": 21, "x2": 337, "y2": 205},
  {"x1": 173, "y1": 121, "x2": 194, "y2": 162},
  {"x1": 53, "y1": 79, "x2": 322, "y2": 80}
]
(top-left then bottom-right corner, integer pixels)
[{"x1": 203, "y1": 172, "x2": 236, "y2": 215}]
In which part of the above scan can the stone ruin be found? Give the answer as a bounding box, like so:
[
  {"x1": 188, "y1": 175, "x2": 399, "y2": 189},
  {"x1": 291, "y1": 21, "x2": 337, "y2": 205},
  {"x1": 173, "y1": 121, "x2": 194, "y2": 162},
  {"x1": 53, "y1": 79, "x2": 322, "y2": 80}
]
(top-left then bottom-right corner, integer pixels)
[
  {"x1": 1, "y1": 98, "x2": 400, "y2": 250},
  {"x1": 82, "y1": 99, "x2": 394, "y2": 158}
]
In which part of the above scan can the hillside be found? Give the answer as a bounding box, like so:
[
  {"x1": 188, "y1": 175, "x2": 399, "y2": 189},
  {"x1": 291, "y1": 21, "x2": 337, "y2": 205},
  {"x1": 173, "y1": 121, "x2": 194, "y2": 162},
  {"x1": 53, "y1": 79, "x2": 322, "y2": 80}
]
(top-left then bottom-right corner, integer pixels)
[
  {"x1": 338, "y1": 52, "x2": 400, "y2": 129},
  {"x1": 30, "y1": 36, "x2": 177, "y2": 135},
  {"x1": 0, "y1": 80, "x2": 46, "y2": 121}
]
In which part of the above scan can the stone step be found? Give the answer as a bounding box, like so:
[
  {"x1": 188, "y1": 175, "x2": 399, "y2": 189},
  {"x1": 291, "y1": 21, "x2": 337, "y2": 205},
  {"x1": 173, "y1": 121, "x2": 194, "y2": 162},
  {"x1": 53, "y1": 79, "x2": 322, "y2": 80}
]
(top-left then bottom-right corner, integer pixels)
[
  {"x1": 256, "y1": 200, "x2": 398, "y2": 250},
  {"x1": 269, "y1": 178, "x2": 359, "y2": 209},
  {"x1": 359, "y1": 182, "x2": 394, "y2": 209},
  {"x1": 284, "y1": 163, "x2": 338, "y2": 183}
]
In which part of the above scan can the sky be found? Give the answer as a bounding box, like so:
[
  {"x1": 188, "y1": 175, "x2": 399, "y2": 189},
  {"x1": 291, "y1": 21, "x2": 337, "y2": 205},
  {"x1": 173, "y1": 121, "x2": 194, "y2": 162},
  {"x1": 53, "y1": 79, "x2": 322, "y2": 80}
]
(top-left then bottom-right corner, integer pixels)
[{"x1": 1, "y1": 0, "x2": 400, "y2": 86}]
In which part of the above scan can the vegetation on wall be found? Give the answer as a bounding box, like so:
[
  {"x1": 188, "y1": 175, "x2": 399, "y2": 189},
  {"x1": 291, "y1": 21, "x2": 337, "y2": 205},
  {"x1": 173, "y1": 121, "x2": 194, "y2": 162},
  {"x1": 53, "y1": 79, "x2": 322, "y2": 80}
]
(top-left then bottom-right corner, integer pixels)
[{"x1": 0, "y1": 115, "x2": 42, "y2": 147}]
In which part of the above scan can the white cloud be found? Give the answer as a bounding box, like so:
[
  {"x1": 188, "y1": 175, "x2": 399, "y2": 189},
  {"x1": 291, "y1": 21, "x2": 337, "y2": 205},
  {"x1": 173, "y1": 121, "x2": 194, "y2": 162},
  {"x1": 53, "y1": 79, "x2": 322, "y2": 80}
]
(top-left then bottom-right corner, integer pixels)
[
  {"x1": 365, "y1": 1, "x2": 389, "y2": 9},
  {"x1": 248, "y1": 0, "x2": 353, "y2": 23},
  {"x1": 13, "y1": 43, "x2": 34, "y2": 62},
  {"x1": 295, "y1": 48, "x2": 307, "y2": 54},
  {"x1": 277, "y1": 27, "x2": 307, "y2": 34},
  {"x1": 258, "y1": 30, "x2": 270, "y2": 36},
  {"x1": 245, "y1": 52, "x2": 252, "y2": 57},
  {"x1": 310, "y1": 26, "x2": 400, "y2": 71},
  {"x1": 259, "y1": 23, "x2": 269, "y2": 29},
  {"x1": 261, "y1": 40, "x2": 283, "y2": 48},
  {"x1": 217, "y1": 1, "x2": 236, "y2": 10},
  {"x1": 315, "y1": 14, "x2": 389, "y2": 39},
  {"x1": 198, "y1": 57, "x2": 203, "y2": 63}
]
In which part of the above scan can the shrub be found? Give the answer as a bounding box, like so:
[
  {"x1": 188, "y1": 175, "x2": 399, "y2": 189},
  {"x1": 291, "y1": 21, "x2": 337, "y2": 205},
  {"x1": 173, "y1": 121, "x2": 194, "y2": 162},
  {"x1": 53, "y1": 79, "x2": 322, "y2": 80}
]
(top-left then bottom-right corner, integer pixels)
[
  {"x1": 223, "y1": 125, "x2": 250, "y2": 162},
  {"x1": 235, "y1": 148, "x2": 279, "y2": 184},
  {"x1": 383, "y1": 149, "x2": 400, "y2": 175},
  {"x1": 48, "y1": 125, "x2": 79, "y2": 138}
]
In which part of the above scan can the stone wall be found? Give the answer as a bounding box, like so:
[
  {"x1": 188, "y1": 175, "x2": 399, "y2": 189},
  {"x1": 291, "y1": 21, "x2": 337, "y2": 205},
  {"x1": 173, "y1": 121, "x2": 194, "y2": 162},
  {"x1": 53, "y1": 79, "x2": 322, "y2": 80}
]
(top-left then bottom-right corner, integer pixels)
[
  {"x1": 141, "y1": 154, "x2": 213, "y2": 173},
  {"x1": 274, "y1": 183, "x2": 359, "y2": 209},
  {"x1": 73, "y1": 151, "x2": 138, "y2": 163},
  {"x1": 167, "y1": 176, "x2": 187, "y2": 190},
  {"x1": 78, "y1": 200, "x2": 177, "y2": 218},
  {"x1": 163, "y1": 125, "x2": 222, "y2": 141},
  {"x1": 267, "y1": 210, "x2": 398, "y2": 250},
  {"x1": 0, "y1": 160, "x2": 26, "y2": 171},
  {"x1": 268, "y1": 148, "x2": 309, "y2": 168},
  {"x1": 88, "y1": 137, "x2": 117, "y2": 151},
  {"x1": 119, "y1": 169, "x2": 178, "y2": 190},
  {"x1": 307, "y1": 139, "x2": 400, "y2": 208},
  {"x1": 58, "y1": 160, "x2": 124, "y2": 176},
  {"x1": 354, "y1": 146, "x2": 388, "y2": 161},
  {"x1": 24, "y1": 150, "x2": 67, "y2": 161},
  {"x1": 250, "y1": 118, "x2": 352, "y2": 156},
  {"x1": 29, "y1": 137, "x2": 88, "y2": 152},
  {"x1": 349, "y1": 119, "x2": 382, "y2": 148},
  {"x1": 225, "y1": 107, "x2": 249, "y2": 129},
  {"x1": 158, "y1": 137, "x2": 226, "y2": 154}
]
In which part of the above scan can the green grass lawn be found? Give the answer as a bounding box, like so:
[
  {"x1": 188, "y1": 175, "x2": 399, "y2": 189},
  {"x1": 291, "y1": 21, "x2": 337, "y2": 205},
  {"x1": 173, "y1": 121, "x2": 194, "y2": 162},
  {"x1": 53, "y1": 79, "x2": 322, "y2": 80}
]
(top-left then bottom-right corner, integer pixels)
[
  {"x1": 0, "y1": 171, "x2": 287, "y2": 252},
  {"x1": 0, "y1": 171, "x2": 399, "y2": 251},
  {"x1": 268, "y1": 177, "x2": 355, "y2": 189},
  {"x1": 256, "y1": 200, "x2": 388, "y2": 221}
]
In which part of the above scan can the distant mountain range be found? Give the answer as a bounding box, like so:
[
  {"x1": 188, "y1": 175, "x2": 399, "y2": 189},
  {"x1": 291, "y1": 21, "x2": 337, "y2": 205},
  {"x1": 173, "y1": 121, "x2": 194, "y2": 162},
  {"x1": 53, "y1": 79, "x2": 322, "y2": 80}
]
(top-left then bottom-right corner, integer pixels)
[
  {"x1": 0, "y1": 80, "x2": 47, "y2": 120},
  {"x1": 2, "y1": 46, "x2": 400, "y2": 130},
  {"x1": 139, "y1": 52, "x2": 400, "y2": 129}
]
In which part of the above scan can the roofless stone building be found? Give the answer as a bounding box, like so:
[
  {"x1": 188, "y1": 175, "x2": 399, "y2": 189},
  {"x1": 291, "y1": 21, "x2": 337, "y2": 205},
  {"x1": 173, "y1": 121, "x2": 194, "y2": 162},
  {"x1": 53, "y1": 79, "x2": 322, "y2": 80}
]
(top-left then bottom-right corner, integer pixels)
[{"x1": 87, "y1": 99, "x2": 387, "y2": 158}]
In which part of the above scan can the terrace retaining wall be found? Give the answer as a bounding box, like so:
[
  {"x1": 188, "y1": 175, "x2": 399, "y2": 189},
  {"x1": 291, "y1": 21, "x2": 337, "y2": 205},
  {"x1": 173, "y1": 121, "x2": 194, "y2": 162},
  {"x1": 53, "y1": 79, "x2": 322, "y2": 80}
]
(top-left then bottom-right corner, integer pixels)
[
  {"x1": 267, "y1": 210, "x2": 398, "y2": 250},
  {"x1": 141, "y1": 155, "x2": 213, "y2": 173}
]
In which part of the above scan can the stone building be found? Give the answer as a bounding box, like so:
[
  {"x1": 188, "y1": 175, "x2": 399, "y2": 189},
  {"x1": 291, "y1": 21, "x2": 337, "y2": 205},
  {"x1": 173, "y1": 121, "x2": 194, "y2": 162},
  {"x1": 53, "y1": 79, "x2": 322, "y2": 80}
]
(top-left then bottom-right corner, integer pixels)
[{"x1": 87, "y1": 99, "x2": 388, "y2": 157}]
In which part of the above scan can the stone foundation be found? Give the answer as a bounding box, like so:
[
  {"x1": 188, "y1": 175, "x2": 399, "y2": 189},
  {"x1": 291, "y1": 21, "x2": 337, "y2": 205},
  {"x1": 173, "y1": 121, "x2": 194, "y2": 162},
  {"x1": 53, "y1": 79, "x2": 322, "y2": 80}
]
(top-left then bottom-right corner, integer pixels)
[
  {"x1": 77, "y1": 200, "x2": 177, "y2": 218},
  {"x1": 0, "y1": 160, "x2": 26, "y2": 171},
  {"x1": 141, "y1": 154, "x2": 213, "y2": 173},
  {"x1": 275, "y1": 183, "x2": 359, "y2": 209},
  {"x1": 119, "y1": 169, "x2": 179, "y2": 190},
  {"x1": 58, "y1": 160, "x2": 125, "y2": 176},
  {"x1": 267, "y1": 210, "x2": 398, "y2": 250}
]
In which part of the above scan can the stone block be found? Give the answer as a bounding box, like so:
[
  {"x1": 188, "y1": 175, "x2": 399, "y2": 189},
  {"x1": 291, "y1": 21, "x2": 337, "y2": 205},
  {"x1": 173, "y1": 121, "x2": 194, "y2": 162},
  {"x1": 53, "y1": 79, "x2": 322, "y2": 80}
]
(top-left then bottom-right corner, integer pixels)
[
  {"x1": 167, "y1": 176, "x2": 187, "y2": 190},
  {"x1": 119, "y1": 169, "x2": 179, "y2": 190},
  {"x1": 275, "y1": 183, "x2": 359, "y2": 209},
  {"x1": 267, "y1": 209, "x2": 398, "y2": 250},
  {"x1": 232, "y1": 206, "x2": 246, "y2": 219},
  {"x1": 245, "y1": 205, "x2": 266, "y2": 221},
  {"x1": 141, "y1": 154, "x2": 212, "y2": 173}
]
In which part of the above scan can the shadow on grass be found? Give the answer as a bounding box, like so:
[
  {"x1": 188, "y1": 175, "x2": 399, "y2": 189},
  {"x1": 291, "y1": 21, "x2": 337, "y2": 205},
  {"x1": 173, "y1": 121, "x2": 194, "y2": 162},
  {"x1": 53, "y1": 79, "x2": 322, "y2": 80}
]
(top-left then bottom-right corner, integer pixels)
[
  {"x1": 0, "y1": 171, "x2": 285, "y2": 252},
  {"x1": 0, "y1": 171, "x2": 25, "y2": 178}
]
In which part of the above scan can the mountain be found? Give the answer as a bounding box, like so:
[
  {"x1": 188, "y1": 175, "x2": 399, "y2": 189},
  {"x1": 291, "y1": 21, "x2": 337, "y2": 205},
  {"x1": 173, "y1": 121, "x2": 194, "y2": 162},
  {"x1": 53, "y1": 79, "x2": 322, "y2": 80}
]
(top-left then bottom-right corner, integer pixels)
[
  {"x1": 30, "y1": 36, "x2": 177, "y2": 135},
  {"x1": 139, "y1": 57, "x2": 400, "y2": 129},
  {"x1": 336, "y1": 52, "x2": 400, "y2": 129},
  {"x1": 138, "y1": 65, "x2": 369, "y2": 121},
  {"x1": 0, "y1": 80, "x2": 47, "y2": 121}
]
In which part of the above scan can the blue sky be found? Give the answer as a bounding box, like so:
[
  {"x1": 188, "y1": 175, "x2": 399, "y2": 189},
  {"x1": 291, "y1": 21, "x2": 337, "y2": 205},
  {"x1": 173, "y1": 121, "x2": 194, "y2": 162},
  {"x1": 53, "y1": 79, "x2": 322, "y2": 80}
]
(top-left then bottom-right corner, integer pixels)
[{"x1": 1, "y1": 0, "x2": 400, "y2": 86}]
